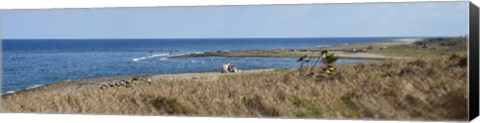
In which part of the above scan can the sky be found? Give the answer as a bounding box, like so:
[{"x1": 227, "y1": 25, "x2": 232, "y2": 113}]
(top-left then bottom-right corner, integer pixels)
[{"x1": 0, "y1": 1, "x2": 469, "y2": 39}]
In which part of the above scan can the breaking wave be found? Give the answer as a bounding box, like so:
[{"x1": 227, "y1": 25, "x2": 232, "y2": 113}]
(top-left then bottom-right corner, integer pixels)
[
  {"x1": 190, "y1": 59, "x2": 205, "y2": 64},
  {"x1": 26, "y1": 84, "x2": 42, "y2": 89},
  {"x1": 132, "y1": 53, "x2": 170, "y2": 62}
]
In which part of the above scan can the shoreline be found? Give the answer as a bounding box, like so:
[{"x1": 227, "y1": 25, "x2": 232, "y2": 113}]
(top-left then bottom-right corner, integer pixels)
[
  {"x1": 1, "y1": 37, "x2": 424, "y2": 96},
  {"x1": 1, "y1": 68, "x2": 282, "y2": 96},
  {"x1": 1, "y1": 37, "x2": 469, "y2": 119}
]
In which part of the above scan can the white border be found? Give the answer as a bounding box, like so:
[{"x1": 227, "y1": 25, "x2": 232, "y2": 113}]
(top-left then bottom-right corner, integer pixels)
[{"x1": 0, "y1": 0, "x2": 478, "y2": 123}]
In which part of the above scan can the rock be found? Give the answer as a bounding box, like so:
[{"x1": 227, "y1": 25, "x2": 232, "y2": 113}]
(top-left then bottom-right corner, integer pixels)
[
  {"x1": 222, "y1": 63, "x2": 238, "y2": 73},
  {"x1": 228, "y1": 64, "x2": 238, "y2": 73},
  {"x1": 222, "y1": 63, "x2": 230, "y2": 73}
]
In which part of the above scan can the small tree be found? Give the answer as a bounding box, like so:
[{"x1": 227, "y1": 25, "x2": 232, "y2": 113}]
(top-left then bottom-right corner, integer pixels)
[
  {"x1": 321, "y1": 51, "x2": 338, "y2": 74},
  {"x1": 308, "y1": 50, "x2": 326, "y2": 74},
  {"x1": 297, "y1": 55, "x2": 310, "y2": 76},
  {"x1": 298, "y1": 50, "x2": 338, "y2": 76},
  {"x1": 308, "y1": 50, "x2": 338, "y2": 75}
]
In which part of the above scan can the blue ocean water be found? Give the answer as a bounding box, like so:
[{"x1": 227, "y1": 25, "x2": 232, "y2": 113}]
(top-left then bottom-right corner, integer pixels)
[{"x1": 2, "y1": 38, "x2": 398, "y2": 94}]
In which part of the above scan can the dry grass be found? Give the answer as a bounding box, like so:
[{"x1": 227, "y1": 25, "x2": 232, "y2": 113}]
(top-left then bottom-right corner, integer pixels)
[{"x1": 1, "y1": 54, "x2": 468, "y2": 121}]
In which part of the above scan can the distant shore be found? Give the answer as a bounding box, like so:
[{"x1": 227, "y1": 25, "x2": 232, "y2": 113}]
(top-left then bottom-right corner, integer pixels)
[{"x1": 171, "y1": 38, "x2": 424, "y2": 59}]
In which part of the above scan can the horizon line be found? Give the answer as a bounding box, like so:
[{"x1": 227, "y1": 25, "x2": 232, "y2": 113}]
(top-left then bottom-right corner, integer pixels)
[{"x1": 0, "y1": 35, "x2": 465, "y2": 40}]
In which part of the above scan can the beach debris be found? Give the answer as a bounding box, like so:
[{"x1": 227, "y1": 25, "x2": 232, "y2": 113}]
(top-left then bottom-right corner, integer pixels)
[
  {"x1": 222, "y1": 63, "x2": 239, "y2": 73},
  {"x1": 228, "y1": 64, "x2": 238, "y2": 73},
  {"x1": 100, "y1": 76, "x2": 152, "y2": 89},
  {"x1": 222, "y1": 64, "x2": 229, "y2": 73}
]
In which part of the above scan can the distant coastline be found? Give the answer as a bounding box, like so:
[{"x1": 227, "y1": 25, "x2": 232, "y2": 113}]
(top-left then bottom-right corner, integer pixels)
[
  {"x1": 1, "y1": 36, "x2": 413, "y2": 94},
  {"x1": 2, "y1": 37, "x2": 424, "y2": 95},
  {"x1": 172, "y1": 38, "x2": 424, "y2": 59}
]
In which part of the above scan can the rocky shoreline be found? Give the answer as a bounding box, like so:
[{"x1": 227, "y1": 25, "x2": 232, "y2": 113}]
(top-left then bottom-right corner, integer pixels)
[
  {"x1": 170, "y1": 38, "x2": 423, "y2": 59},
  {"x1": 2, "y1": 69, "x2": 276, "y2": 96}
]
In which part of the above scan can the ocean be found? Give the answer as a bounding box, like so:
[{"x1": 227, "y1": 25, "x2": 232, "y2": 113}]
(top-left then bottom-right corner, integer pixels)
[{"x1": 2, "y1": 37, "x2": 400, "y2": 94}]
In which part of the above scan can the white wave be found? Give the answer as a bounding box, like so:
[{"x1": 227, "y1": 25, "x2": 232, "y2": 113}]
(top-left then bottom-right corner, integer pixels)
[
  {"x1": 132, "y1": 53, "x2": 169, "y2": 62},
  {"x1": 132, "y1": 57, "x2": 147, "y2": 62},
  {"x1": 159, "y1": 58, "x2": 168, "y2": 61},
  {"x1": 2, "y1": 85, "x2": 43, "y2": 95},
  {"x1": 5, "y1": 91, "x2": 15, "y2": 94},
  {"x1": 27, "y1": 85, "x2": 42, "y2": 89},
  {"x1": 190, "y1": 60, "x2": 205, "y2": 64},
  {"x1": 147, "y1": 53, "x2": 169, "y2": 58}
]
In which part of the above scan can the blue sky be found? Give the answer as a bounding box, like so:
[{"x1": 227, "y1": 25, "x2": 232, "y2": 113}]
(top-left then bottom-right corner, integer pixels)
[{"x1": 0, "y1": 2, "x2": 469, "y2": 39}]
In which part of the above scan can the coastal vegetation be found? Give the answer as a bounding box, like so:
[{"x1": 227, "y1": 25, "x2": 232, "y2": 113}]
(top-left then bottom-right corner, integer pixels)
[
  {"x1": 173, "y1": 37, "x2": 466, "y2": 60},
  {"x1": 0, "y1": 37, "x2": 468, "y2": 120},
  {"x1": 372, "y1": 37, "x2": 467, "y2": 57}
]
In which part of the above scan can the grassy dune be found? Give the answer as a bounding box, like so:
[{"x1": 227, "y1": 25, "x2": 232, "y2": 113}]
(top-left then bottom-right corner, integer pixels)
[
  {"x1": 1, "y1": 54, "x2": 467, "y2": 120},
  {"x1": 0, "y1": 37, "x2": 468, "y2": 120}
]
